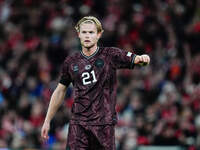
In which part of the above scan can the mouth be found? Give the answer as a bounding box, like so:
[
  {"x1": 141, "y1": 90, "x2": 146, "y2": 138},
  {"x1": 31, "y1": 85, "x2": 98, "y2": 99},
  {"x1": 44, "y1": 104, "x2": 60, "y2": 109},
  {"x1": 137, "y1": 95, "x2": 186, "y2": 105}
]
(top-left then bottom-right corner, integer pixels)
[{"x1": 84, "y1": 40, "x2": 91, "y2": 43}]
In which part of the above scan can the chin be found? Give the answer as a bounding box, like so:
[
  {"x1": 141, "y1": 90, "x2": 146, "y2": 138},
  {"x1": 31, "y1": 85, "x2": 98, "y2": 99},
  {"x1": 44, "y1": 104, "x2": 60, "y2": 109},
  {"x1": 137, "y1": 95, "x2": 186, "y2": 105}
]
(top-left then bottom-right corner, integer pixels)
[{"x1": 84, "y1": 44, "x2": 95, "y2": 49}]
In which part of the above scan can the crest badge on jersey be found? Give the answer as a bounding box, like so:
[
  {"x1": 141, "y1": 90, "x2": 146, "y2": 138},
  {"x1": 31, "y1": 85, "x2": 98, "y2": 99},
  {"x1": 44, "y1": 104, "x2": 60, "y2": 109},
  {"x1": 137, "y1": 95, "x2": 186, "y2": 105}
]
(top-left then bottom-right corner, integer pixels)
[{"x1": 95, "y1": 59, "x2": 104, "y2": 68}]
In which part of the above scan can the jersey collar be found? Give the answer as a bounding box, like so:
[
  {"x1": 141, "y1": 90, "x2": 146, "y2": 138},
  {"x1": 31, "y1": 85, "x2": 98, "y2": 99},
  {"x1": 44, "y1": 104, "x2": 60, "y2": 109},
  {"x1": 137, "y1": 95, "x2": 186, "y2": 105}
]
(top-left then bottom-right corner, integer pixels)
[{"x1": 80, "y1": 47, "x2": 99, "y2": 59}]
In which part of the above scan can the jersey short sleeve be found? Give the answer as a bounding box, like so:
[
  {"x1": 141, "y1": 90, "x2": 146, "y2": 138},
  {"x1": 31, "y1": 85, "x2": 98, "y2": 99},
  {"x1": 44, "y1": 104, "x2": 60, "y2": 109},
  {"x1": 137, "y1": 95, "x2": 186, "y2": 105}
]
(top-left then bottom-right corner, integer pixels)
[
  {"x1": 59, "y1": 58, "x2": 72, "y2": 87},
  {"x1": 108, "y1": 47, "x2": 136, "y2": 69}
]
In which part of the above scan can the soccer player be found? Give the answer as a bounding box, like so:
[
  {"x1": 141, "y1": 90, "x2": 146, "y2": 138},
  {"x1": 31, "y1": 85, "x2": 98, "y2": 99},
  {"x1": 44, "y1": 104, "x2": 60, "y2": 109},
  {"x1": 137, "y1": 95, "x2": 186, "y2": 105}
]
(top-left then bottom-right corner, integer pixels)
[{"x1": 41, "y1": 16, "x2": 150, "y2": 150}]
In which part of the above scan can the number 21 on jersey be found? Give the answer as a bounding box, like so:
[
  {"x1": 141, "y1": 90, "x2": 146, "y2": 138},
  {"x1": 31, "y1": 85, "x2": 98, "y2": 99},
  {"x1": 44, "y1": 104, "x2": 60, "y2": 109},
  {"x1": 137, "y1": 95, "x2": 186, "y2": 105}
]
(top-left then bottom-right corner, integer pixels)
[{"x1": 82, "y1": 70, "x2": 97, "y2": 85}]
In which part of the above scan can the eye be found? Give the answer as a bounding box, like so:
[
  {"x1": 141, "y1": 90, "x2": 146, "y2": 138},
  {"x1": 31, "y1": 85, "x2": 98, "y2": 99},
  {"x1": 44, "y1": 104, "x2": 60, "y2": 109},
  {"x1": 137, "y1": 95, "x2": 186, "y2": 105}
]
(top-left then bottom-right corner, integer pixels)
[
  {"x1": 89, "y1": 31, "x2": 94, "y2": 34},
  {"x1": 82, "y1": 31, "x2": 87, "y2": 34}
]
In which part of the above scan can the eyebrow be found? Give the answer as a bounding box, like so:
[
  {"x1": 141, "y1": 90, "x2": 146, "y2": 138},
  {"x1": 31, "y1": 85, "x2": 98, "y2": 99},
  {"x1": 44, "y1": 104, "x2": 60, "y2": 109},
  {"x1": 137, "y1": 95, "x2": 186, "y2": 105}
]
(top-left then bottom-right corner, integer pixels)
[{"x1": 81, "y1": 30, "x2": 95, "y2": 33}]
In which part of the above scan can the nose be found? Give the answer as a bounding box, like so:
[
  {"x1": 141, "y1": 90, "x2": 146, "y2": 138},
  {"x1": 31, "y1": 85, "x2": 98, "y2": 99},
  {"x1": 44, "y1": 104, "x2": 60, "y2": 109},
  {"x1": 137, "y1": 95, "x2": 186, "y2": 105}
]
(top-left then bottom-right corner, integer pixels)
[{"x1": 85, "y1": 33, "x2": 90, "y2": 38}]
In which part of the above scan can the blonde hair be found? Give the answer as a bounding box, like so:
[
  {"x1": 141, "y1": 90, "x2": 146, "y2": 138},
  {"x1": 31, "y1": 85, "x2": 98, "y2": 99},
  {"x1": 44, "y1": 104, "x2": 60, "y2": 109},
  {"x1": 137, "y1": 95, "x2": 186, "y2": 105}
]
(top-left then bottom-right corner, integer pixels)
[{"x1": 75, "y1": 16, "x2": 104, "y2": 33}]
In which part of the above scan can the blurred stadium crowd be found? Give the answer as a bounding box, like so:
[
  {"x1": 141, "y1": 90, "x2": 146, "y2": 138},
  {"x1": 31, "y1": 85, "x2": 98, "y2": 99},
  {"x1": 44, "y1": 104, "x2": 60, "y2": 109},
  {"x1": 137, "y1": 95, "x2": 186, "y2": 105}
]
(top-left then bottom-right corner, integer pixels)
[{"x1": 0, "y1": 0, "x2": 200, "y2": 149}]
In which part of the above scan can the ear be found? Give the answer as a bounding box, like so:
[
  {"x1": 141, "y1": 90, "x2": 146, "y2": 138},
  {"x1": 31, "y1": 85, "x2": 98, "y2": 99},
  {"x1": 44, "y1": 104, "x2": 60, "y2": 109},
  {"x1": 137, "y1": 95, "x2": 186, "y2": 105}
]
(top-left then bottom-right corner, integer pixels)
[
  {"x1": 77, "y1": 32, "x2": 81, "y2": 38},
  {"x1": 97, "y1": 31, "x2": 103, "y2": 39}
]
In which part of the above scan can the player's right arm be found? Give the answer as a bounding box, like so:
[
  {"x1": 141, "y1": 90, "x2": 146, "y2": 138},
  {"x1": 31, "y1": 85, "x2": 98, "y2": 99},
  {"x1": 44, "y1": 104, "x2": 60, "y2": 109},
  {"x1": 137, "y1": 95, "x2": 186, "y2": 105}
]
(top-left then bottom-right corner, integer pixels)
[{"x1": 41, "y1": 83, "x2": 67, "y2": 141}]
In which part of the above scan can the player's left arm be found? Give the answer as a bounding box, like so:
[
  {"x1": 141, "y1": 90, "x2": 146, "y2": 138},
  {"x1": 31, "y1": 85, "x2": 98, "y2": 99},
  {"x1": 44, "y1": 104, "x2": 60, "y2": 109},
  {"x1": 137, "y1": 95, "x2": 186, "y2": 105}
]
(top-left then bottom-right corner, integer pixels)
[{"x1": 134, "y1": 54, "x2": 150, "y2": 66}]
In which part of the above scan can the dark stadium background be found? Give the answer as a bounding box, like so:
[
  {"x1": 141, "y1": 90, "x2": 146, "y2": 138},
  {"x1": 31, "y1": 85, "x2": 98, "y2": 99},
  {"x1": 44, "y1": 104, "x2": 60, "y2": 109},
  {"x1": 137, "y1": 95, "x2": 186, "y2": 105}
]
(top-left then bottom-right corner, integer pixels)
[{"x1": 0, "y1": 0, "x2": 200, "y2": 149}]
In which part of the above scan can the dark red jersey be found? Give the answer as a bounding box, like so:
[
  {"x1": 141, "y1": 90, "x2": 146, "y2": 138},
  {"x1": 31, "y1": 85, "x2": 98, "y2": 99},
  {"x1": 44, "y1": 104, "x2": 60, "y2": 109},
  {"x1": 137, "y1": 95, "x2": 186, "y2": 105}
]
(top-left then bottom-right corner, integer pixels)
[{"x1": 60, "y1": 47, "x2": 136, "y2": 125}]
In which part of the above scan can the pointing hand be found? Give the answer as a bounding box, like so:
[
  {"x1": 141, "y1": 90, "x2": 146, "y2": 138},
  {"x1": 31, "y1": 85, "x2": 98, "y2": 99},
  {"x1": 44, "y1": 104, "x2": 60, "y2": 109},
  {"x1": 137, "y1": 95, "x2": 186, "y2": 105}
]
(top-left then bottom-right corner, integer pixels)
[{"x1": 134, "y1": 54, "x2": 150, "y2": 66}]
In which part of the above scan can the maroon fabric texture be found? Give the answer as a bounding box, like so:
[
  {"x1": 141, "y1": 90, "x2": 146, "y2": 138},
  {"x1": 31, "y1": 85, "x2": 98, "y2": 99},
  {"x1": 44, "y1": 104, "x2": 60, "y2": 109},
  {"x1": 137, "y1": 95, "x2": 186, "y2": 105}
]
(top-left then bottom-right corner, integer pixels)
[
  {"x1": 67, "y1": 124, "x2": 115, "y2": 150},
  {"x1": 60, "y1": 47, "x2": 135, "y2": 125}
]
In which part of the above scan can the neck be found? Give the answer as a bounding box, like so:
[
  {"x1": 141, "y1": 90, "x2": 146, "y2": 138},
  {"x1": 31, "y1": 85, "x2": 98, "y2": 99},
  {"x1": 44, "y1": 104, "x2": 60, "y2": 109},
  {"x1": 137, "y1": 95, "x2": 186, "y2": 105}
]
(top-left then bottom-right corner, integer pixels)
[{"x1": 82, "y1": 45, "x2": 98, "y2": 56}]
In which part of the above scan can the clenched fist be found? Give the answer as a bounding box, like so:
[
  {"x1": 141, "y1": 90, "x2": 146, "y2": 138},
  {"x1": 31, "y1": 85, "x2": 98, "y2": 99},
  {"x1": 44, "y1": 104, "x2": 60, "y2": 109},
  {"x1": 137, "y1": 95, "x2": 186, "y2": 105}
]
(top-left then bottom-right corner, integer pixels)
[{"x1": 134, "y1": 54, "x2": 150, "y2": 66}]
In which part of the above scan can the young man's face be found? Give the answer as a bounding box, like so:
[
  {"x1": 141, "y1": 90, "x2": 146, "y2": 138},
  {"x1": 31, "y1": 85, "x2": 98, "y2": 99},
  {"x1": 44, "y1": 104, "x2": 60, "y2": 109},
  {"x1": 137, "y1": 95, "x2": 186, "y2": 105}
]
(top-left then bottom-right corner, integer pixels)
[{"x1": 78, "y1": 22, "x2": 102, "y2": 49}]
